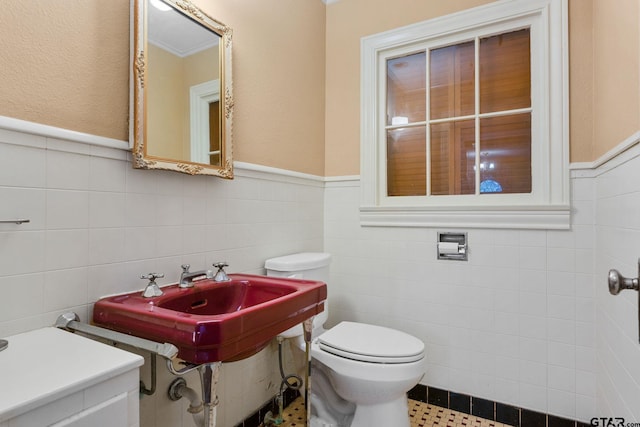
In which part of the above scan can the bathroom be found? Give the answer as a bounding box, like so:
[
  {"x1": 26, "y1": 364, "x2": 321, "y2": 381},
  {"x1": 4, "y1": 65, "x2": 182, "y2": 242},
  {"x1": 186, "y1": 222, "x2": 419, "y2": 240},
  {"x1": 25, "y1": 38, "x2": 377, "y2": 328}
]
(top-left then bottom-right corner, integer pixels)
[{"x1": 0, "y1": 0, "x2": 639, "y2": 426}]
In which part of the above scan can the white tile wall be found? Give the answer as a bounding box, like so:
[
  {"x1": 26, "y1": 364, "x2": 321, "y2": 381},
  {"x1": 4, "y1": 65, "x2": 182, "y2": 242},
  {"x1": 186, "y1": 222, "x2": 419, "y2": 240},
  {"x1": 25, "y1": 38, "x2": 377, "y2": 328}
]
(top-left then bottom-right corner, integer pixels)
[
  {"x1": 594, "y1": 144, "x2": 640, "y2": 421},
  {"x1": 5, "y1": 120, "x2": 640, "y2": 426},
  {"x1": 0, "y1": 127, "x2": 324, "y2": 427},
  {"x1": 324, "y1": 175, "x2": 598, "y2": 422}
]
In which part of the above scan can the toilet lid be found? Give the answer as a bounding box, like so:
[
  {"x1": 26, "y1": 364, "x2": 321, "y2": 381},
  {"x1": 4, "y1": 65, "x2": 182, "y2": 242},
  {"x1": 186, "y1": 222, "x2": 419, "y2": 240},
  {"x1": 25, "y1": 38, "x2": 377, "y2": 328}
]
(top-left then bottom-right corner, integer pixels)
[{"x1": 317, "y1": 322, "x2": 425, "y2": 364}]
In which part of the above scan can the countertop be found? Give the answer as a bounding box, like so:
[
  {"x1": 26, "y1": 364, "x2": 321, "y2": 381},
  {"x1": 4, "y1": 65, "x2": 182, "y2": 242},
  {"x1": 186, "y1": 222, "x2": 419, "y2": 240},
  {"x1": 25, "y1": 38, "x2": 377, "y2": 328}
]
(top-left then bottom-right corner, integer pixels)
[{"x1": 0, "y1": 327, "x2": 143, "y2": 422}]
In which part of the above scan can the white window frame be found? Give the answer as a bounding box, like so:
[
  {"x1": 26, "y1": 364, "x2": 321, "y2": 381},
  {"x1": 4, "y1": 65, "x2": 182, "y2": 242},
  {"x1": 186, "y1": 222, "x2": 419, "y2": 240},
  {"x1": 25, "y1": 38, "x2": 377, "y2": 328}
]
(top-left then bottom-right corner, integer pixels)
[{"x1": 360, "y1": 0, "x2": 569, "y2": 229}]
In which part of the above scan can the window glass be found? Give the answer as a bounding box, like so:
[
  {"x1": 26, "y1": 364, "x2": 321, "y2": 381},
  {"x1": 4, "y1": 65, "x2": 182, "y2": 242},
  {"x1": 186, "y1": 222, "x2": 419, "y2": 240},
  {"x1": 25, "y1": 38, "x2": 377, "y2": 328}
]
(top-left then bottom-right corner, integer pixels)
[
  {"x1": 479, "y1": 113, "x2": 531, "y2": 194},
  {"x1": 387, "y1": 127, "x2": 427, "y2": 196},
  {"x1": 386, "y1": 53, "x2": 426, "y2": 125},
  {"x1": 385, "y1": 30, "x2": 532, "y2": 198},
  {"x1": 430, "y1": 120, "x2": 475, "y2": 195},
  {"x1": 430, "y1": 41, "x2": 475, "y2": 120},
  {"x1": 480, "y1": 29, "x2": 531, "y2": 113}
]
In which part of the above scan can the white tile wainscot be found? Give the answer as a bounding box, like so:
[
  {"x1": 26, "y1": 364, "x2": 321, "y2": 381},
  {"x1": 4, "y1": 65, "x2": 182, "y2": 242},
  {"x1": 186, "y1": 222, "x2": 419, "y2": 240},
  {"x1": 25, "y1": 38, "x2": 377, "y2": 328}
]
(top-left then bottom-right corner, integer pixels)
[
  {"x1": 323, "y1": 172, "x2": 597, "y2": 422},
  {"x1": 0, "y1": 117, "x2": 325, "y2": 427},
  {"x1": 0, "y1": 327, "x2": 143, "y2": 426}
]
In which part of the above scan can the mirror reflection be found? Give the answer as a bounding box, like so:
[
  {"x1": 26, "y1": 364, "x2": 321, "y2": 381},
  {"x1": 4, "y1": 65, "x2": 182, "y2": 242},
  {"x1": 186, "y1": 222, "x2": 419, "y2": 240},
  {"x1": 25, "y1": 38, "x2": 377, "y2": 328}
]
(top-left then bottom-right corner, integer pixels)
[{"x1": 131, "y1": 0, "x2": 233, "y2": 177}]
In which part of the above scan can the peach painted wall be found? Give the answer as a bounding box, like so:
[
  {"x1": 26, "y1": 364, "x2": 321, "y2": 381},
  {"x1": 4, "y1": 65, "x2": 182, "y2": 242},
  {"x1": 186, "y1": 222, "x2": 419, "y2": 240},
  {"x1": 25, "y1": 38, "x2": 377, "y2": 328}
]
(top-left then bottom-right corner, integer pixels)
[
  {"x1": 591, "y1": 0, "x2": 640, "y2": 160},
  {"x1": 568, "y1": 0, "x2": 594, "y2": 163},
  {"x1": 1, "y1": 1, "x2": 638, "y2": 176},
  {"x1": 0, "y1": 0, "x2": 130, "y2": 141},
  {"x1": 0, "y1": 0, "x2": 326, "y2": 176},
  {"x1": 147, "y1": 44, "x2": 184, "y2": 160},
  {"x1": 568, "y1": 0, "x2": 640, "y2": 163},
  {"x1": 202, "y1": 0, "x2": 327, "y2": 175}
]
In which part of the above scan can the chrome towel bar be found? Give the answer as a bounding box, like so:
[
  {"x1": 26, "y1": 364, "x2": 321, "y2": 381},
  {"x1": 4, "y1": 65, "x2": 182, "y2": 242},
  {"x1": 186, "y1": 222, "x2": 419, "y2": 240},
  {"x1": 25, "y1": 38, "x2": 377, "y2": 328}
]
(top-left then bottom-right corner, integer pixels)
[
  {"x1": 55, "y1": 312, "x2": 181, "y2": 396},
  {"x1": 55, "y1": 312, "x2": 178, "y2": 360},
  {"x1": 0, "y1": 219, "x2": 30, "y2": 224}
]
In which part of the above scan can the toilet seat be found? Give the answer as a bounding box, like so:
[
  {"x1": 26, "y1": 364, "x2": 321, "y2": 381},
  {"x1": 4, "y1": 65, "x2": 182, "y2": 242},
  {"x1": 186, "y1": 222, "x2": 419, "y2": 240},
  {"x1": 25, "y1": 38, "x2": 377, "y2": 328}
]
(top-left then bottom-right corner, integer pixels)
[{"x1": 316, "y1": 321, "x2": 424, "y2": 364}]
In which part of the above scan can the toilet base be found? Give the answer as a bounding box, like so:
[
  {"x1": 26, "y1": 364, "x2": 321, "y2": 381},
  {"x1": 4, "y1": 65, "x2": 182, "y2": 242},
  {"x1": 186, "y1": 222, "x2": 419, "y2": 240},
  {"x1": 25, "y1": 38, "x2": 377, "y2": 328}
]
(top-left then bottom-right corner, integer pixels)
[
  {"x1": 310, "y1": 395, "x2": 410, "y2": 427},
  {"x1": 350, "y1": 396, "x2": 410, "y2": 427}
]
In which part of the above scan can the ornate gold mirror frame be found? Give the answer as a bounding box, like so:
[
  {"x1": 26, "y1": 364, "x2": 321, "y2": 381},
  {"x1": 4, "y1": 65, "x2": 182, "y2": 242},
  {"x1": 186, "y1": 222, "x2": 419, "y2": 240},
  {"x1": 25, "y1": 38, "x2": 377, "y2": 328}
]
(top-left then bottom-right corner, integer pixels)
[{"x1": 131, "y1": 0, "x2": 234, "y2": 177}]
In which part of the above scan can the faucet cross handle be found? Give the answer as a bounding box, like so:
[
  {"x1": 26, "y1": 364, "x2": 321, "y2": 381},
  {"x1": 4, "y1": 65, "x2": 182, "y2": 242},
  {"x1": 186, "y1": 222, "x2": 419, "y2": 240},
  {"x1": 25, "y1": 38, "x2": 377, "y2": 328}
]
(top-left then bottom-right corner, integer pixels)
[
  {"x1": 181, "y1": 264, "x2": 190, "y2": 273},
  {"x1": 141, "y1": 272, "x2": 165, "y2": 283},
  {"x1": 212, "y1": 262, "x2": 230, "y2": 282},
  {"x1": 141, "y1": 273, "x2": 165, "y2": 298}
]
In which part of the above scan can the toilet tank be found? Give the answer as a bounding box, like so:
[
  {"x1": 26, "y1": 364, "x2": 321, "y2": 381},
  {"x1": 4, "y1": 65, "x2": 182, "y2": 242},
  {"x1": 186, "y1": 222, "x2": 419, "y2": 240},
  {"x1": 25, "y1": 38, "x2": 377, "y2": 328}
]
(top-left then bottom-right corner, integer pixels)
[
  {"x1": 265, "y1": 252, "x2": 331, "y2": 282},
  {"x1": 265, "y1": 252, "x2": 331, "y2": 336}
]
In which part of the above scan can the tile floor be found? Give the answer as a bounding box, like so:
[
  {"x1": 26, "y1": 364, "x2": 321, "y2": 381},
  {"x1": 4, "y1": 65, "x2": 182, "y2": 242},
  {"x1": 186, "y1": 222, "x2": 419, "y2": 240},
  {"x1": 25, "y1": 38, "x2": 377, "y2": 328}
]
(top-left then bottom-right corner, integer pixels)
[{"x1": 273, "y1": 397, "x2": 514, "y2": 427}]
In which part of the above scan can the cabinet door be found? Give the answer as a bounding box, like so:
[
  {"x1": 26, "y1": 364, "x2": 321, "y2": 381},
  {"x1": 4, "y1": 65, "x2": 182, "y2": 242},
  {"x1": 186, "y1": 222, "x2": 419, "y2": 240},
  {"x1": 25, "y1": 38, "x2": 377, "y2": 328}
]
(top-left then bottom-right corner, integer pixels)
[{"x1": 51, "y1": 393, "x2": 128, "y2": 427}]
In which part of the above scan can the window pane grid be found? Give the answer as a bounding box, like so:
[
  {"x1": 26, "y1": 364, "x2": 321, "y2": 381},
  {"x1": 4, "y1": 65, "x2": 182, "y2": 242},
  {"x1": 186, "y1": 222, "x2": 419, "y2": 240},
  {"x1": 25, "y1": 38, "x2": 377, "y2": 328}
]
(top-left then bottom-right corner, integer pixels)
[
  {"x1": 384, "y1": 29, "x2": 532, "y2": 198},
  {"x1": 384, "y1": 120, "x2": 428, "y2": 130},
  {"x1": 421, "y1": 107, "x2": 532, "y2": 127}
]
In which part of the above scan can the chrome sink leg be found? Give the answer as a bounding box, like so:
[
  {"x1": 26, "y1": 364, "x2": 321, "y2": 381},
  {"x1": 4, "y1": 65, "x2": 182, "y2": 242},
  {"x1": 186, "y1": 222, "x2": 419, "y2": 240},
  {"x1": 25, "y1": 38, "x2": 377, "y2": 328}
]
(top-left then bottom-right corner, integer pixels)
[
  {"x1": 198, "y1": 362, "x2": 221, "y2": 427},
  {"x1": 303, "y1": 316, "x2": 314, "y2": 425}
]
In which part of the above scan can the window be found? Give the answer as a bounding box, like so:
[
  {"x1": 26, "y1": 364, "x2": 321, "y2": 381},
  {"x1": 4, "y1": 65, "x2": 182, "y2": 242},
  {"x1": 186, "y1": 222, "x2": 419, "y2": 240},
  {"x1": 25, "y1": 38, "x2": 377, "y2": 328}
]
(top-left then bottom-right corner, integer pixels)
[{"x1": 360, "y1": 0, "x2": 569, "y2": 229}]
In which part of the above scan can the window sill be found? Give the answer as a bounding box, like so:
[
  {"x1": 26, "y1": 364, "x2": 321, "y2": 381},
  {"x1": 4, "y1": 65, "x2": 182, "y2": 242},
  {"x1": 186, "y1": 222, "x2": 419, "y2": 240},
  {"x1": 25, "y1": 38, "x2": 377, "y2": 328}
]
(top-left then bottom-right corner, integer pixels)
[{"x1": 359, "y1": 205, "x2": 571, "y2": 230}]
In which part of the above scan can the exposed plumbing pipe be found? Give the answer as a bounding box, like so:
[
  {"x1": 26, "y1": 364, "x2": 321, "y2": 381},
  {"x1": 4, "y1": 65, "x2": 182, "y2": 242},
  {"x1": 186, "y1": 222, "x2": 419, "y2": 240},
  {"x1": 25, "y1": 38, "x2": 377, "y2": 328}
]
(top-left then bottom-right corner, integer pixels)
[
  {"x1": 199, "y1": 362, "x2": 221, "y2": 427},
  {"x1": 168, "y1": 378, "x2": 205, "y2": 427},
  {"x1": 264, "y1": 337, "x2": 304, "y2": 425},
  {"x1": 167, "y1": 362, "x2": 221, "y2": 427}
]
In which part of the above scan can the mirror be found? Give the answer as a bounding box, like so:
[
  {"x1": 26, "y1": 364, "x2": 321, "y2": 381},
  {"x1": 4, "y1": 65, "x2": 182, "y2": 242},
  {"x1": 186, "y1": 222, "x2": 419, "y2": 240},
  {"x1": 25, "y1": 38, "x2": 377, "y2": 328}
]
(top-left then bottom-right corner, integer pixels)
[{"x1": 131, "y1": 0, "x2": 234, "y2": 177}]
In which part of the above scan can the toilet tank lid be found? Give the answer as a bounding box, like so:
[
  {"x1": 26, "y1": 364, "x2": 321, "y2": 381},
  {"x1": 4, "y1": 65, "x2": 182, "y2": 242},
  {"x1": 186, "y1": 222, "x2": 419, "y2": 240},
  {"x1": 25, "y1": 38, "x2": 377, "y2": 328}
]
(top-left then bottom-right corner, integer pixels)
[{"x1": 265, "y1": 252, "x2": 331, "y2": 271}]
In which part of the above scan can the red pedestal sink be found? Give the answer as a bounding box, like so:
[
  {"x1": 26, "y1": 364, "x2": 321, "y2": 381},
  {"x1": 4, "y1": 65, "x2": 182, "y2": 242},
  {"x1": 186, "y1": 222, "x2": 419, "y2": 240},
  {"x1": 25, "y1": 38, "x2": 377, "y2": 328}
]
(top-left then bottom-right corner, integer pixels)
[{"x1": 92, "y1": 274, "x2": 327, "y2": 364}]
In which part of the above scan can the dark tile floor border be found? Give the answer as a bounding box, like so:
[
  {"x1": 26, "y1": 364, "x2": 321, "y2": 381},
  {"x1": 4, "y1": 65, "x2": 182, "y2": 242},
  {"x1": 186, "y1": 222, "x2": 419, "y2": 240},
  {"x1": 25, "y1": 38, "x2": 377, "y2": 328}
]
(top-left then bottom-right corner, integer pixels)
[
  {"x1": 408, "y1": 384, "x2": 590, "y2": 427},
  {"x1": 236, "y1": 384, "x2": 591, "y2": 427}
]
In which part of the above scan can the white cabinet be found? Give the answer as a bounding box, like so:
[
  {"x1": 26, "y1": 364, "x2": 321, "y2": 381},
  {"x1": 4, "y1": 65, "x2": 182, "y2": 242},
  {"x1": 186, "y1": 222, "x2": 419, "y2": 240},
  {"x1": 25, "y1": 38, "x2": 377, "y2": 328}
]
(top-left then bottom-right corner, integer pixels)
[
  {"x1": 0, "y1": 328, "x2": 143, "y2": 427},
  {"x1": 51, "y1": 393, "x2": 128, "y2": 427}
]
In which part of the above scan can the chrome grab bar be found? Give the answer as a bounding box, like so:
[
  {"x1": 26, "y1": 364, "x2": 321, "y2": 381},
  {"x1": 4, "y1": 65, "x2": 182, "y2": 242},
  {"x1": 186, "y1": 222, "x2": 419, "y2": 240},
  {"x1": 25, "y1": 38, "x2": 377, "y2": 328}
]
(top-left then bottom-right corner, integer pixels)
[
  {"x1": 54, "y1": 312, "x2": 178, "y2": 360},
  {"x1": 0, "y1": 219, "x2": 30, "y2": 224}
]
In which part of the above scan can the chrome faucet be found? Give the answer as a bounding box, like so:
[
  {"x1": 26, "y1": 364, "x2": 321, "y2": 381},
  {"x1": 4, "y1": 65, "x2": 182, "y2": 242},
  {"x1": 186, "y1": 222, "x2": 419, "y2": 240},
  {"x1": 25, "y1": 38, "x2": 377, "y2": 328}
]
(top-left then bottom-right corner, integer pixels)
[
  {"x1": 141, "y1": 273, "x2": 164, "y2": 298},
  {"x1": 179, "y1": 264, "x2": 213, "y2": 288},
  {"x1": 212, "y1": 262, "x2": 231, "y2": 282}
]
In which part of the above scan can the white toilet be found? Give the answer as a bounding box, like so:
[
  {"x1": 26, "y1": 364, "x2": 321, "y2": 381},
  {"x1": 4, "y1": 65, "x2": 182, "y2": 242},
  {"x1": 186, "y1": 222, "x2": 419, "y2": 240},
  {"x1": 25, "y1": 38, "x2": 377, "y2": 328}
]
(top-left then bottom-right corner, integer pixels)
[{"x1": 265, "y1": 252, "x2": 426, "y2": 427}]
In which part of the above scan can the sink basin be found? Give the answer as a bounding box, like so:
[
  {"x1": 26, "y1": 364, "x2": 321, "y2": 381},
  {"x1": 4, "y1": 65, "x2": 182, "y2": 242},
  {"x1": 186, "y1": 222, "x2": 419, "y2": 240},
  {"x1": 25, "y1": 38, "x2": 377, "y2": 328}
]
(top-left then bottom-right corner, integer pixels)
[{"x1": 92, "y1": 274, "x2": 327, "y2": 364}]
